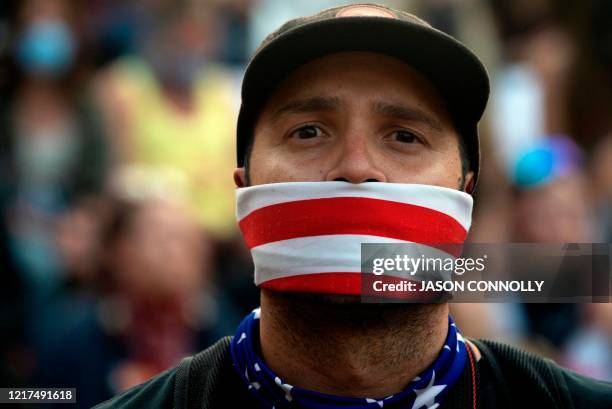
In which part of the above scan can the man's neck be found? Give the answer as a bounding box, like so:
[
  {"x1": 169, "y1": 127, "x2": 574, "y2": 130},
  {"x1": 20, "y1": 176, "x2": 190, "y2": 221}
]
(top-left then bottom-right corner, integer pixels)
[{"x1": 259, "y1": 290, "x2": 449, "y2": 398}]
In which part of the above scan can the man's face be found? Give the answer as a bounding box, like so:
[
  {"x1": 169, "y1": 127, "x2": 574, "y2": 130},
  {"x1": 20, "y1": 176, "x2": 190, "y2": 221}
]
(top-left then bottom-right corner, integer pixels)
[{"x1": 234, "y1": 51, "x2": 473, "y2": 190}]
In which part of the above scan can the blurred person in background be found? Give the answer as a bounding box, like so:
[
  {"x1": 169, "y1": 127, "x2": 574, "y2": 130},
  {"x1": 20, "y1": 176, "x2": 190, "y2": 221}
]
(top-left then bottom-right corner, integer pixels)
[
  {"x1": 510, "y1": 136, "x2": 594, "y2": 358},
  {"x1": 0, "y1": 0, "x2": 109, "y2": 285},
  {"x1": 508, "y1": 135, "x2": 612, "y2": 382},
  {"x1": 0, "y1": 0, "x2": 109, "y2": 374},
  {"x1": 92, "y1": 0, "x2": 259, "y2": 321},
  {"x1": 37, "y1": 196, "x2": 240, "y2": 408},
  {"x1": 511, "y1": 137, "x2": 592, "y2": 244},
  {"x1": 95, "y1": 0, "x2": 239, "y2": 239}
]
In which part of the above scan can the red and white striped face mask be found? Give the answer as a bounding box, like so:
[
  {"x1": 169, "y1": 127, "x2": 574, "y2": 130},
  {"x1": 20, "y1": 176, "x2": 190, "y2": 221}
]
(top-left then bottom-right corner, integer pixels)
[{"x1": 236, "y1": 182, "x2": 473, "y2": 296}]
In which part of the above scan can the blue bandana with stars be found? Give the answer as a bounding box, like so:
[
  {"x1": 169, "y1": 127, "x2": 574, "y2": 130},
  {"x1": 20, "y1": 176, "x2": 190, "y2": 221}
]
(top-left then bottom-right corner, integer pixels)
[{"x1": 230, "y1": 308, "x2": 467, "y2": 409}]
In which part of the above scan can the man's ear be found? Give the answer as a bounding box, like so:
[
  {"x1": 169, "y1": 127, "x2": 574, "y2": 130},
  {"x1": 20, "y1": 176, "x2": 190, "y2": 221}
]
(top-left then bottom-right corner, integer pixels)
[
  {"x1": 234, "y1": 168, "x2": 246, "y2": 187},
  {"x1": 464, "y1": 171, "x2": 475, "y2": 194}
]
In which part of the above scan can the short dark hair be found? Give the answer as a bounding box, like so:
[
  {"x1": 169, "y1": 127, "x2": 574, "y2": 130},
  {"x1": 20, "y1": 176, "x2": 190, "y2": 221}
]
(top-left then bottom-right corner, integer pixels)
[{"x1": 457, "y1": 136, "x2": 471, "y2": 189}]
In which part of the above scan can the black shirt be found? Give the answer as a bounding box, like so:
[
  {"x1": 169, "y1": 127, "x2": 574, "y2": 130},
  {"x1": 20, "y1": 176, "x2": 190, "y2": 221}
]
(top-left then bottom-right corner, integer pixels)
[{"x1": 93, "y1": 337, "x2": 612, "y2": 409}]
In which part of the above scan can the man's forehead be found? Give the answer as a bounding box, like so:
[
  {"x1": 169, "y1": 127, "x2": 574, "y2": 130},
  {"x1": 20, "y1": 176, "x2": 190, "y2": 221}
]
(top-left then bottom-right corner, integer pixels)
[
  {"x1": 267, "y1": 95, "x2": 446, "y2": 133},
  {"x1": 254, "y1": 52, "x2": 451, "y2": 128}
]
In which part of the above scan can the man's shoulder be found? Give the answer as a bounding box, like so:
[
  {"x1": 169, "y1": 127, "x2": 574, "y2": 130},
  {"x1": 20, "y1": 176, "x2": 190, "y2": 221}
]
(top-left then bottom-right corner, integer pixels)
[
  {"x1": 474, "y1": 338, "x2": 612, "y2": 408},
  {"x1": 91, "y1": 365, "x2": 178, "y2": 409},
  {"x1": 92, "y1": 337, "x2": 234, "y2": 409},
  {"x1": 560, "y1": 363, "x2": 612, "y2": 408}
]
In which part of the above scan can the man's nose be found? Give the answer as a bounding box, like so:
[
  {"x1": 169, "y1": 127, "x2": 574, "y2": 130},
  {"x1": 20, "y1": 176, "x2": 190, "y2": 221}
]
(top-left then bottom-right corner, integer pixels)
[{"x1": 325, "y1": 137, "x2": 387, "y2": 183}]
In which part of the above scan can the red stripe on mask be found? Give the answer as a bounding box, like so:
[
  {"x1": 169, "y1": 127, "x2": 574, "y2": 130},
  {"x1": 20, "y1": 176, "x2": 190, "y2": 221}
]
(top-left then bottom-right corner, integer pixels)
[{"x1": 239, "y1": 197, "x2": 467, "y2": 251}]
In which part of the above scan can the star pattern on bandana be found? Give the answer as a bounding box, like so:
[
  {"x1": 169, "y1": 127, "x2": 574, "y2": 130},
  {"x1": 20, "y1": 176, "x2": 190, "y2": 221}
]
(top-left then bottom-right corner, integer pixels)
[
  {"x1": 456, "y1": 332, "x2": 465, "y2": 352},
  {"x1": 274, "y1": 377, "x2": 294, "y2": 401},
  {"x1": 246, "y1": 368, "x2": 261, "y2": 390},
  {"x1": 365, "y1": 394, "x2": 394, "y2": 408},
  {"x1": 365, "y1": 398, "x2": 384, "y2": 407},
  {"x1": 411, "y1": 371, "x2": 446, "y2": 409}
]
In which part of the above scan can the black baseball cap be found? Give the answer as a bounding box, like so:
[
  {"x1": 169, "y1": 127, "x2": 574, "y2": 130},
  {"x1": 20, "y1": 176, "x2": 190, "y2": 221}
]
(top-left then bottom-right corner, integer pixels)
[{"x1": 236, "y1": 3, "x2": 490, "y2": 186}]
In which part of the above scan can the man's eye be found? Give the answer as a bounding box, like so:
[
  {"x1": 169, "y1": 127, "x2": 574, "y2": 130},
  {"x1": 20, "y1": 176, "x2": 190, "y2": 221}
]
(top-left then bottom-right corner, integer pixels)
[
  {"x1": 291, "y1": 125, "x2": 323, "y2": 139},
  {"x1": 393, "y1": 130, "x2": 419, "y2": 143}
]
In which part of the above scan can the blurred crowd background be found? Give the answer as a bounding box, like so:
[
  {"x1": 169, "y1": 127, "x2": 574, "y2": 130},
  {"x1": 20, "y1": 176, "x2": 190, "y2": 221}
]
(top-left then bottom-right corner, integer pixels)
[{"x1": 0, "y1": 0, "x2": 611, "y2": 407}]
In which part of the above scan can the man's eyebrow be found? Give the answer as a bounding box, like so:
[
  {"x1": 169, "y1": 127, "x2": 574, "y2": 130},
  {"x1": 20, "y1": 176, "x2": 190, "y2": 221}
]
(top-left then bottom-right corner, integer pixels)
[
  {"x1": 270, "y1": 96, "x2": 343, "y2": 123},
  {"x1": 372, "y1": 101, "x2": 444, "y2": 132}
]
